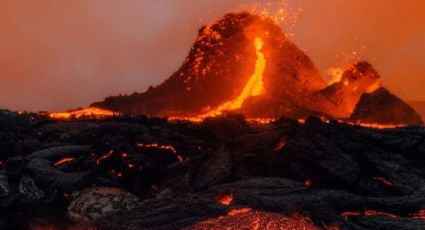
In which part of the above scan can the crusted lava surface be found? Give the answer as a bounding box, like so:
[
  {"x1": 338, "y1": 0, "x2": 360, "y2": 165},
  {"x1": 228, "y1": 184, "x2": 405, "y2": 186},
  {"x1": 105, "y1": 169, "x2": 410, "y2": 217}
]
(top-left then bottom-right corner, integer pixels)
[{"x1": 1, "y1": 110, "x2": 425, "y2": 229}]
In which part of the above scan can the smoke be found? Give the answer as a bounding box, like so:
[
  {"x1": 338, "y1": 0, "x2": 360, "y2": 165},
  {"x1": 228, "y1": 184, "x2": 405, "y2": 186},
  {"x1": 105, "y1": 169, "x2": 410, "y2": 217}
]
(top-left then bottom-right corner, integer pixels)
[{"x1": 0, "y1": 0, "x2": 424, "y2": 111}]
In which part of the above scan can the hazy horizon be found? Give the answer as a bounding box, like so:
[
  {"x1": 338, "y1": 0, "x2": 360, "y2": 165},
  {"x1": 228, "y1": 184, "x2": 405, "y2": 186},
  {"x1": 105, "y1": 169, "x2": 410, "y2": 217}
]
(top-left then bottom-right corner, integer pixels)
[{"x1": 1, "y1": 0, "x2": 424, "y2": 112}]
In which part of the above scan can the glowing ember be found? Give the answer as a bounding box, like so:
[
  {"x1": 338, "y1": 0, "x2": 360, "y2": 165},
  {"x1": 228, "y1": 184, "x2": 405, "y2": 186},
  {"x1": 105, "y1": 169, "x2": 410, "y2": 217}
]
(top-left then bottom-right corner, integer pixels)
[
  {"x1": 213, "y1": 190, "x2": 233, "y2": 206},
  {"x1": 274, "y1": 138, "x2": 287, "y2": 152},
  {"x1": 341, "y1": 210, "x2": 399, "y2": 220},
  {"x1": 53, "y1": 157, "x2": 75, "y2": 166},
  {"x1": 96, "y1": 150, "x2": 114, "y2": 165},
  {"x1": 249, "y1": 0, "x2": 303, "y2": 29},
  {"x1": 305, "y1": 179, "x2": 312, "y2": 187},
  {"x1": 298, "y1": 119, "x2": 306, "y2": 124},
  {"x1": 372, "y1": 176, "x2": 393, "y2": 186},
  {"x1": 200, "y1": 37, "x2": 266, "y2": 118},
  {"x1": 411, "y1": 209, "x2": 425, "y2": 219},
  {"x1": 48, "y1": 107, "x2": 118, "y2": 120},
  {"x1": 177, "y1": 155, "x2": 183, "y2": 162}
]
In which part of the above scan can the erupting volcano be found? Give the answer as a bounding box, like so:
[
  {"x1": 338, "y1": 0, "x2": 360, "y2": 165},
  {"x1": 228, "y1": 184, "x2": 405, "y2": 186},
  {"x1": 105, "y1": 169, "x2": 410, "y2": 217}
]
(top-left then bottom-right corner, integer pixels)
[
  {"x1": 1, "y1": 7, "x2": 425, "y2": 230},
  {"x1": 91, "y1": 12, "x2": 423, "y2": 126}
]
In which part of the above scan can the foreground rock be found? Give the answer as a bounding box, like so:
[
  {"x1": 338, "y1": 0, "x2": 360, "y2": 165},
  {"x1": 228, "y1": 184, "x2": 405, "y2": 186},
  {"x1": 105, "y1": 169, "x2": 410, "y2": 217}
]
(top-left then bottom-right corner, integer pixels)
[{"x1": 68, "y1": 187, "x2": 140, "y2": 223}]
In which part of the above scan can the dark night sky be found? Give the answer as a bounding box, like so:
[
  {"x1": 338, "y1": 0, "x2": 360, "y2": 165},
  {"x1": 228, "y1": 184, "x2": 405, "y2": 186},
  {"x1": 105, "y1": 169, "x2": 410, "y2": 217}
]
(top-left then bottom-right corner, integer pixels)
[{"x1": 0, "y1": 0, "x2": 424, "y2": 111}]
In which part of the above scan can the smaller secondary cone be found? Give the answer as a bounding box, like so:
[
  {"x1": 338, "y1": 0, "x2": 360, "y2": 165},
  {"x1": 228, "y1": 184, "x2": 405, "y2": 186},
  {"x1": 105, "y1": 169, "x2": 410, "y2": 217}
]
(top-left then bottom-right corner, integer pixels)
[
  {"x1": 93, "y1": 12, "x2": 423, "y2": 125},
  {"x1": 314, "y1": 61, "x2": 382, "y2": 118},
  {"x1": 351, "y1": 88, "x2": 424, "y2": 125}
]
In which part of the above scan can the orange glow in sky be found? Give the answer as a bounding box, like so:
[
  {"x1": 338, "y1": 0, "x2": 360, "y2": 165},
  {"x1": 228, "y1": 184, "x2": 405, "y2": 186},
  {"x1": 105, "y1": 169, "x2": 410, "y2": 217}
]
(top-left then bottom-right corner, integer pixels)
[{"x1": 0, "y1": 0, "x2": 424, "y2": 111}]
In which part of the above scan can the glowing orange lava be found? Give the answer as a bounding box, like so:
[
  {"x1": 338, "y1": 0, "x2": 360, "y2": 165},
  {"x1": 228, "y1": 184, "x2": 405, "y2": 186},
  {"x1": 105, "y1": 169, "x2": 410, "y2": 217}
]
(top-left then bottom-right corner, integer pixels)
[
  {"x1": 349, "y1": 122, "x2": 407, "y2": 129},
  {"x1": 327, "y1": 67, "x2": 345, "y2": 85},
  {"x1": 201, "y1": 37, "x2": 266, "y2": 118},
  {"x1": 247, "y1": 117, "x2": 275, "y2": 124},
  {"x1": 48, "y1": 107, "x2": 118, "y2": 120},
  {"x1": 136, "y1": 143, "x2": 177, "y2": 153},
  {"x1": 213, "y1": 190, "x2": 234, "y2": 206},
  {"x1": 184, "y1": 208, "x2": 321, "y2": 230},
  {"x1": 341, "y1": 210, "x2": 399, "y2": 220},
  {"x1": 274, "y1": 138, "x2": 287, "y2": 152},
  {"x1": 136, "y1": 142, "x2": 184, "y2": 162},
  {"x1": 53, "y1": 158, "x2": 75, "y2": 166},
  {"x1": 96, "y1": 150, "x2": 114, "y2": 165}
]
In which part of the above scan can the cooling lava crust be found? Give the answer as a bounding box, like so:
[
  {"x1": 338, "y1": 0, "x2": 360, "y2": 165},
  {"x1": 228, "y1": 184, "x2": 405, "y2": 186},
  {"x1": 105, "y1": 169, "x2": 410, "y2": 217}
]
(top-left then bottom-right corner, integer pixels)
[{"x1": 0, "y1": 110, "x2": 425, "y2": 229}]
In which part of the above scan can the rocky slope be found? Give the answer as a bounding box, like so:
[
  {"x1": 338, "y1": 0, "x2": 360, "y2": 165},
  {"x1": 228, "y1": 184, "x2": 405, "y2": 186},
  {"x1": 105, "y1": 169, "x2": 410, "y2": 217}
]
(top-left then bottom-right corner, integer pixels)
[
  {"x1": 92, "y1": 12, "x2": 422, "y2": 126},
  {"x1": 409, "y1": 101, "x2": 425, "y2": 122},
  {"x1": 92, "y1": 12, "x2": 325, "y2": 117}
]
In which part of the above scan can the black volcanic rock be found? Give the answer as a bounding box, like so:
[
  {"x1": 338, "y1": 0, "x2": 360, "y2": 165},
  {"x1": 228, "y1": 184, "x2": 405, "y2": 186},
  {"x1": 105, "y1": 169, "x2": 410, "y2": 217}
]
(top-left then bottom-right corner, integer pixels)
[
  {"x1": 351, "y1": 88, "x2": 424, "y2": 125},
  {"x1": 0, "y1": 111, "x2": 425, "y2": 229},
  {"x1": 93, "y1": 12, "x2": 325, "y2": 117}
]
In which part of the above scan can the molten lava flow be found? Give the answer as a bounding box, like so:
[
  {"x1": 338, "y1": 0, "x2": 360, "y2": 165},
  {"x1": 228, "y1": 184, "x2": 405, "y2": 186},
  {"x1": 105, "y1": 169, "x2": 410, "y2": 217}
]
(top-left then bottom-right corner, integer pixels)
[
  {"x1": 201, "y1": 37, "x2": 266, "y2": 117},
  {"x1": 96, "y1": 150, "x2": 114, "y2": 165},
  {"x1": 372, "y1": 176, "x2": 393, "y2": 186},
  {"x1": 350, "y1": 122, "x2": 407, "y2": 129},
  {"x1": 184, "y1": 208, "x2": 321, "y2": 230},
  {"x1": 327, "y1": 67, "x2": 345, "y2": 85},
  {"x1": 341, "y1": 210, "x2": 399, "y2": 220},
  {"x1": 53, "y1": 158, "x2": 75, "y2": 166},
  {"x1": 136, "y1": 142, "x2": 183, "y2": 162},
  {"x1": 48, "y1": 107, "x2": 118, "y2": 120},
  {"x1": 213, "y1": 190, "x2": 233, "y2": 206},
  {"x1": 246, "y1": 117, "x2": 274, "y2": 124},
  {"x1": 273, "y1": 138, "x2": 287, "y2": 152},
  {"x1": 136, "y1": 143, "x2": 177, "y2": 153}
]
